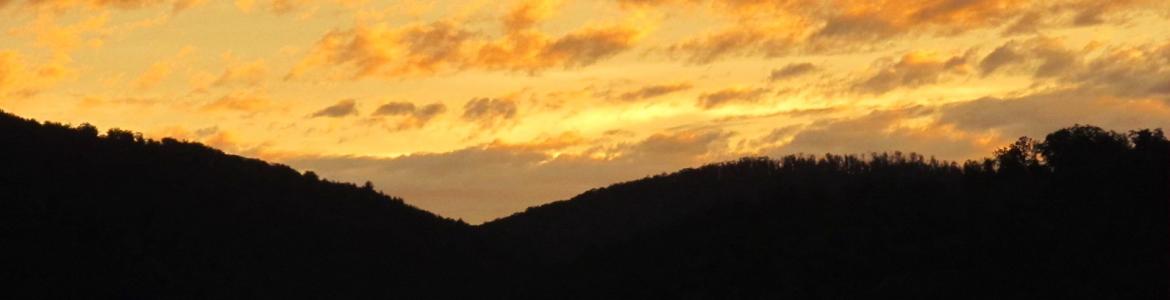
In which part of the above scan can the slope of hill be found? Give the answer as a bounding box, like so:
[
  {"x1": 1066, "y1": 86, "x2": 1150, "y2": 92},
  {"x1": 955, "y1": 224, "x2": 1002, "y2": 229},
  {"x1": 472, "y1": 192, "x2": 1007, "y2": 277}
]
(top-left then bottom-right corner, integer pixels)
[
  {"x1": 0, "y1": 110, "x2": 503, "y2": 298},
  {"x1": 481, "y1": 127, "x2": 1169, "y2": 298},
  {"x1": 2, "y1": 108, "x2": 1167, "y2": 298}
]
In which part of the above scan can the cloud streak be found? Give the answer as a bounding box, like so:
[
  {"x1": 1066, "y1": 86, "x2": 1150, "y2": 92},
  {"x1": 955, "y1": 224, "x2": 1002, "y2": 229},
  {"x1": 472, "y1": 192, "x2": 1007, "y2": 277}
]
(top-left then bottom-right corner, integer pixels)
[
  {"x1": 290, "y1": 15, "x2": 646, "y2": 79},
  {"x1": 462, "y1": 97, "x2": 518, "y2": 129},
  {"x1": 697, "y1": 87, "x2": 769, "y2": 108},
  {"x1": 283, "y1": 128, "x2": 737, "y2": 223},
  {"x1": 311, "y1": 99, "x2": 359, "y2": 118},
  {"x1": 372, "y1": 101, "x2": 448, "y2": 130},
  {"x1": 770, "y1": 63, "x2": 818, "y2": 81},
  {"x1": 617, "y1": 83, "x2": 692, "y2": 101},
  {"x1": 854, "y1": 51, "x2": 973, "y2": 94}
]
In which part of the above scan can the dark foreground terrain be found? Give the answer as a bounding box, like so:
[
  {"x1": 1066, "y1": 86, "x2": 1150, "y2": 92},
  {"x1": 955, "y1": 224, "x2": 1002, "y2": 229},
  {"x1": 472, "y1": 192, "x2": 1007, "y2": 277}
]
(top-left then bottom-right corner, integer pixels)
[{"x1": 2, "y1": 109, "x2": 1167, "y2": 298}]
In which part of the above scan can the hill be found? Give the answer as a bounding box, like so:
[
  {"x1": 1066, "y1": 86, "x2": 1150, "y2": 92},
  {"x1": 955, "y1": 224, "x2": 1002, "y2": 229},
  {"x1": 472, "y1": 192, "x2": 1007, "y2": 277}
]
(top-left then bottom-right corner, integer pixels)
[
  {"x1": 0, "y1": 110, "x2": 502, "y2": 298},
  {"x1": 2, "y1": 109, "x2": 1166, "y2": 298},
  {"x1": 480, "y1": 127, "x2": 1169, "y2": 298}
]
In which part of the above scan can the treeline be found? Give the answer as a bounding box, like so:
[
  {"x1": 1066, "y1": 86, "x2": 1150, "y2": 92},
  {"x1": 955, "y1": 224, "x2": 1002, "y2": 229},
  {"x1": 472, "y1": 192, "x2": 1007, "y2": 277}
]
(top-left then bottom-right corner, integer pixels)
[
  {"x1": 481, "y1": 125, "x2": 1168, "y2": 298},
  {"x1": 0, "y1": 111, "x2": 506, "y2": 298},
  {"x1": 1, "y1": 109, "x2": 1166, "y2": 298}
]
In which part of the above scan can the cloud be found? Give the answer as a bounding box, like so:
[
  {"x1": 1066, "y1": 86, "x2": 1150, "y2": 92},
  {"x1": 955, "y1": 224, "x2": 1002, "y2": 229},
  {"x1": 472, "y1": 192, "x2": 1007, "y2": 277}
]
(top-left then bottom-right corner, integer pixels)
[
  {"x1": 935, "y1": 39, "x2": 1170, "y2": 137},
  {"x1": 462, "y1": 97, "x2": 517, "y2": 128},
  {"x1": 133, "y1": 61, "x2": 173, "y2": 90},
  {"x1": 747, "y1": 124, "x2": 804, "y2": 147},
  {"x1": 310, "y1": 99, "x2": 359, "y2": 118},
  {"x1": 766, "y1": 106, "x2": 992, "y2": 160},
  {"x1": 627, "y1": 129, "x2": 734, "y2": 160},
  {"x1": 975, "y1": 38, "x2": 1170, "y2": 98},
  {"x1": 4, "y1": 0, "x2": 169, "y2": 11},
  {"x1": 233, "y1": 0, "x2": 315, "y2": 15},
  {"x1": 617, "y1": 82, "x2": 692, "y2": 101},
  {"x1": 697, "y1": 87, "x2": 769, "y2": 108},
  {"x1": 503, "y1": 0, "x2": 563, "y2": 32},
  {"x1": 282, "y1": 128, "x2": 736, "y2": 223},
  {"x1": 0, "y1": 51, "x2": 24, "y2": 95},
  {"x1": 474, "y1": 23, "x2": 644, "y2": 73},
  {"x1": 769, "y1": 62, "x2": 819, "y2": 81},
  {"x1": 9, "y1": 13, "x2": 110, "y2": 55},
  {"x1": 200, "y1": 91, "x2": 272, "y2": 113},
  {"x1": 977, "y1": 37, "x2": 1078, "y2": 78},
  {"x1": 647, "y1": 0, "x2": 1164, "y2": 64},
  {"x1": 290, "y1": 16, "x2": 646, "y2": 79},
  {"x1": 543, "y1": 25, "x2": 642, "y2": 68},
  {"x1": 291, "y1": 21, "x2": 473, "y2": 79},
  {"x1": 0, "y1": 0, "x2": 336, "y2": 15},
  {"x1": 0, "y1": 50, "x2": 70, "y2": 100},
  {"x1": 373, "y1": 102, "x2": 417, "y2": 116},
  {"x1": 814, "y1": 0, "x2": 1032, "y2": 40},
  {"x1": 170, "y1": 0, "x2": 206, "y2": 12},
  {"x1": 132, "y1": 47, "x2": 193, "y2": 90},
  {"x1": 978, "y1": 42, "x2": 1025, "y2": 75},
  {"x1": 484, "y1": 131, "x2": 588, "y2": 152},
  {"x1": 1063, "y1": 42, "x2": 1170, "y2": 98},
  {"x1": 371, "y1": 101, "x2": 448, "y2": 130},
  {"x1": 212, "y1": 59, "x2": 268, "y2": 88},
  {"x1": 938, "y1": 89, "x2": 1170, "y2": 138},
  {"x1": 783, "y1": 39, "x2": 1170, "y2": 160},
  {"x1": 853, "y1": 51, "x2": 973, "y2": 94},
  {"x1": 666, "y1": 26, "x2": 799, "y2": 64},
  {"x1": 152, "y1": 125, "x2": 287, "y2": 160}
]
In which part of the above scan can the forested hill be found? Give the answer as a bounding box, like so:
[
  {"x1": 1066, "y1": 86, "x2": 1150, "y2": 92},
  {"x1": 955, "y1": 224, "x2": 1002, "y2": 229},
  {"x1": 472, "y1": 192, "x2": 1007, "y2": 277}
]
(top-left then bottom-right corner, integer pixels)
[
  {"x1": 0, "y1": 110, "x2": 496, "y2": 298},
  {"x1": 479, "y1": 125, "x2": 1170, "y2": 298},
  {"x1": 2, "y1": 108, "x2": 1168, "y2": 298}
]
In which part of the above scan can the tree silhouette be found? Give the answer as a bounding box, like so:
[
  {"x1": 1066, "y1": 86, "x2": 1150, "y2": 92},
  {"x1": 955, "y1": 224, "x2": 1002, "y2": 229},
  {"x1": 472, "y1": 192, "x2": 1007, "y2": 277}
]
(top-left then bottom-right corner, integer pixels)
[{"x1": 0, "y1": 109, "x2": 1165, "y2": 298}]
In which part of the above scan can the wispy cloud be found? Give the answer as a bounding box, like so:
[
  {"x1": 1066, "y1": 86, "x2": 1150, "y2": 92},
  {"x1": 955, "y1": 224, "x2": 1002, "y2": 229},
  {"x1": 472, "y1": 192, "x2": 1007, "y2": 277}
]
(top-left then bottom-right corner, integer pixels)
[{"x1": 311, "y1": 99, "x2": 359, "y2": 118}]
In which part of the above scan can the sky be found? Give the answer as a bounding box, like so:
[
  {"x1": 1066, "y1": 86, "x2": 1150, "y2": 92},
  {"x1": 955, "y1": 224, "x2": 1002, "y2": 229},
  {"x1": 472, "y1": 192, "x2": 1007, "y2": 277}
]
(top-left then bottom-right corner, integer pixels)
[{"x1": 2, "y1": 0, "x2": 1169, "y2": 223}]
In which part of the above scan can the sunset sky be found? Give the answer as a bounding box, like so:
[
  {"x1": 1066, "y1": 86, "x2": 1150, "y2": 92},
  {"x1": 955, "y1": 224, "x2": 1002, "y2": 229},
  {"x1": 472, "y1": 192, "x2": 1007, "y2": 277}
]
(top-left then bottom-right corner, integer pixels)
[{"x1": 2, "y1": 0, "x2": 1169, "y2": 223}]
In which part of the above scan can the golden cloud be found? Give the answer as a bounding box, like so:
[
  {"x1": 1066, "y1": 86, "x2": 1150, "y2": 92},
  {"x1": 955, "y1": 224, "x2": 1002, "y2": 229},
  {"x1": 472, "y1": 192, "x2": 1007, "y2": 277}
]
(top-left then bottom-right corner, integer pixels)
[
  {"x1": 290, "y1": 10, "x2": 646, "y2": 79},
  {"x1": 485, "y1": 131, "x2": 588, "y2": 152},
  {"x1": 200, "y1": 91, "x2": 273, "y2": 113},
  {"x1": 974, "y1": 37, "x2": 1170, "y2": 98},
  {"x1": 617, "y1": 82, "x2": 693, "y2": 101},
  {"x1": 462, "y1": 97, "x2": 518, "y2": 129},
  {"x1": 503, "y1": 0, "x2": 563, "y2": 33},
  {"x1": 666, "y1": 25, "x2": 802, "y2": 64},
  {"x1": 765, "y1": 106, "x2": 993, "y2": 160},
  {"x1": 132, "y1": 47, "x2": 193, "y2": 90},
  {"x1": 938, "y1": 89, "x2": 1170, "y2": 139},
  {"x1": 212, "y1": 59, "x2": 268, "y2": 88},
  {"x1": 8, "y1": 13, "x2": 110, "y2": 55},
  {"x1": 283, "y1": 128, "x2": 739, "y2": 223},
  {"x1": 697, "y1": 87, "x2": 769, "y2": 109},
  {"x1": 371, "y1": 101, "x2": 448, "y2": 130},
  {"x1": 650, "y1": 0, "x2": 1164, "y2": 63},
  {"x1": 0, "y1": 50, "x2": 71, "y2": 100},
  {"x1": 133, "y1": 61, "x2": 173, "y2": 90},
  {"x1": 978, "y1": 37, "x2": 1078, "y2": 78},
  {"x1": 769, "y1": 63, "x2": 819, "y2": 81},
  {"x1": 854, "y1": 51, "x2": 974, "y2": 94},
  {"x1": 310, "y1": 99, "x2": 359, "y2": 118},
  {"x1": 6, "y1": 0, "x2": 169, "y2": 11},
  {"x1": 288, "y1": 21, "x2": 473, "y2": 79}
]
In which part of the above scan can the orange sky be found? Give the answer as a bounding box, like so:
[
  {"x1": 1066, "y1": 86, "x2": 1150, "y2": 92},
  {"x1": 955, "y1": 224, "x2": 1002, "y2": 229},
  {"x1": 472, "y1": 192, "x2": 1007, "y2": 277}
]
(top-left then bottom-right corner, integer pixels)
[{"x1": 2, "y1": 0, "x2": 1169, "y2": 223}]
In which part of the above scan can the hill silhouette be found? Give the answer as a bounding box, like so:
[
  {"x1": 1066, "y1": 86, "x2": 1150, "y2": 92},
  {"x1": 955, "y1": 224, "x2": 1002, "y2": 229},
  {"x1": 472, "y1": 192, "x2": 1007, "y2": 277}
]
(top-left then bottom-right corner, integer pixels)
[
  {"x1": 0, "y1": 110, "x2": 506, "y2": 298},
  {"x1": 1, "y1": 109, "x2": 1166, "y2": 298}
]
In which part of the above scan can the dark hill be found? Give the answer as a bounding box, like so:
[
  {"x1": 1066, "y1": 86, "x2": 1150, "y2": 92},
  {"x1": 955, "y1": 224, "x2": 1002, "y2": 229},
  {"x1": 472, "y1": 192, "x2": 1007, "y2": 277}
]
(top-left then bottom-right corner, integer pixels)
[
  {"x1": 2, "y1": 108, "x2": 1167, "y2": 298},
  {"x1": 0, "y1": 110, "x2": 502, "y2": 298},
  {"x1": 480, "y1": 128, "x2": 1169, "y2": 298}
]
